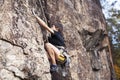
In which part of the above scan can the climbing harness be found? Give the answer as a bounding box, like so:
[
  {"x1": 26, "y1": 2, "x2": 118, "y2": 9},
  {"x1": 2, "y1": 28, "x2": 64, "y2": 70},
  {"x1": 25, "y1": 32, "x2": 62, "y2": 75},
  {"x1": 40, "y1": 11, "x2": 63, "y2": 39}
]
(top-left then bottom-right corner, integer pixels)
[
  {"x1": 55, "y1": 46, "x2": 70, "y2": 77},
  {"x1": 56, "y1": 46, "x2": 70, "y2": 67}
]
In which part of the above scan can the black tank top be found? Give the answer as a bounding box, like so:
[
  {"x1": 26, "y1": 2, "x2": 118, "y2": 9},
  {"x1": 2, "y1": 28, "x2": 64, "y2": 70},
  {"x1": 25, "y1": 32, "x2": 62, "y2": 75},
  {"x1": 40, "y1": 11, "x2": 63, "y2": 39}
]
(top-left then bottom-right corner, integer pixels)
[{"x1": 48, "y1": 31, "x2": 65, "y2": 46}]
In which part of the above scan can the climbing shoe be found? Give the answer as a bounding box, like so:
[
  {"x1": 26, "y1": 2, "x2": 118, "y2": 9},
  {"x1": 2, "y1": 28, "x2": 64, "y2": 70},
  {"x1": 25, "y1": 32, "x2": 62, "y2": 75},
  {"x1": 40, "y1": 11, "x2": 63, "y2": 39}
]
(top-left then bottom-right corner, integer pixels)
[{"x1": 50, "y1": 65, "x2": 58, "y2": 73}]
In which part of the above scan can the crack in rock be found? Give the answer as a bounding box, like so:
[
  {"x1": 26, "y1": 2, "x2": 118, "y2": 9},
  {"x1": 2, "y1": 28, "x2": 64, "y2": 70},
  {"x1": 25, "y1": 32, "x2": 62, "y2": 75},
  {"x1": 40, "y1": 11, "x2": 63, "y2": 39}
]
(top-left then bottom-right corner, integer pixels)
[{"x1": 0, "y1": 38, "x2": 28, "y2": 55}]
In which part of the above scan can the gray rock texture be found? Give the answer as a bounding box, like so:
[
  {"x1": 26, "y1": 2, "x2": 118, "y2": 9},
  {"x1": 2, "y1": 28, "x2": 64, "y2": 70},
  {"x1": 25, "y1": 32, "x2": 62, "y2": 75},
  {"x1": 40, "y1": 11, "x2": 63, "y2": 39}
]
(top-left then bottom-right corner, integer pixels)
[
  {"x1": 0, "y1": 0, "x2": 115, "y2": 80},
  {"x1": 0, "y1": 0, "x2": 51, "y2": 80}
]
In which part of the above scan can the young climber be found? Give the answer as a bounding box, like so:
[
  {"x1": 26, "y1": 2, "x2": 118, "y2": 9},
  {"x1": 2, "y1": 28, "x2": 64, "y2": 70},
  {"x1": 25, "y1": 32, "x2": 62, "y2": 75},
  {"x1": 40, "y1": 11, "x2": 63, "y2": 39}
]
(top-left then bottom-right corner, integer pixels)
[{"x1": 33, "y1": 12, "x2": 66, "y2": 73}]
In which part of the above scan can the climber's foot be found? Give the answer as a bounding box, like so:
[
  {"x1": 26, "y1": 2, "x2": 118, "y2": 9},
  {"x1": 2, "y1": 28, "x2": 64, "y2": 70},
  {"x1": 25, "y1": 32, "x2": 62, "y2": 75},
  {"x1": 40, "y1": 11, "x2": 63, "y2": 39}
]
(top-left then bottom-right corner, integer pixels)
[{"x1": 50, "y1": 65, "x2": 58, "y2": 73}]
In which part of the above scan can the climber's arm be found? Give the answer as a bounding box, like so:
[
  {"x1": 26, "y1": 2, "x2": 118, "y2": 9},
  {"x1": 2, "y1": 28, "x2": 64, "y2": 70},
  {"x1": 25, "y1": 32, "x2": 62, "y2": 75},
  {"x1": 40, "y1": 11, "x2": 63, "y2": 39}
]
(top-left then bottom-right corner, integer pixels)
[{"x1": 33, "y1": 14, "x2": 54, "y2": 33}]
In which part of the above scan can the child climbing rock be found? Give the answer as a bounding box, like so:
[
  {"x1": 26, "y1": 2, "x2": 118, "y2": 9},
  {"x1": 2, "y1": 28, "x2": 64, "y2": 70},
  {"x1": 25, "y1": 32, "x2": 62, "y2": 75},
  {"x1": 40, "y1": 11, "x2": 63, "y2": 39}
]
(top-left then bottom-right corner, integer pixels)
[{"x1": 32, "y1": 11, "x2": 69, "y2": 73}]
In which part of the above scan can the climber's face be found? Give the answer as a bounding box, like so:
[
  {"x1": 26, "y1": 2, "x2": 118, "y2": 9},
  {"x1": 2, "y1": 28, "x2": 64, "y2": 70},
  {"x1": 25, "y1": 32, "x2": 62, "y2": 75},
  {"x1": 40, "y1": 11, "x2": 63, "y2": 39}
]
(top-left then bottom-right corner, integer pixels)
[{"x1": 51, "y1": 25, "x2": 59, "y2": 31}]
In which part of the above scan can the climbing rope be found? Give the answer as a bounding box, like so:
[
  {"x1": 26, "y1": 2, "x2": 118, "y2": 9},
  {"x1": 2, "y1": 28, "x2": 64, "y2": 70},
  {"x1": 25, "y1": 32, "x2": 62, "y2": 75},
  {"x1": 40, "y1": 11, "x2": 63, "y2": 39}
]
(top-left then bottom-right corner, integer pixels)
[
  {"x1": 38, "y1": 0, "x2": 49, "y2": 42},
  {"x1": 38, "y1": 0, "x2": 48, "y2": 24}
]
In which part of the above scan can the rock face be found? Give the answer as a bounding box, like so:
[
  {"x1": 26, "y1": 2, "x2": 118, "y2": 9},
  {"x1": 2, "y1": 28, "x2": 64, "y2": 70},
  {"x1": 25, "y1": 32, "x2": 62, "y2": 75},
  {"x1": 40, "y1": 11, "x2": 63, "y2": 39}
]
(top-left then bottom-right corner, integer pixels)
[
  {"x1": 0, "y1": 0, "x2": 114, "y2": 80},
  {"x1": 0, "y1": 0, "x2": 51, "y2": 80}
]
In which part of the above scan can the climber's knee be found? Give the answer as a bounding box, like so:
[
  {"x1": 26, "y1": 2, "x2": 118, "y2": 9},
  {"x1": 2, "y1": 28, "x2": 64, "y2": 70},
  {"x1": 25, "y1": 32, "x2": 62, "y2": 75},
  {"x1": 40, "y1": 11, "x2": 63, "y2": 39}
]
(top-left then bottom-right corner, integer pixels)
[
  {"x1": 44, "y1": 43, "x2": 55, "y2": 55},
  {"x1": 45, "y1": 43, "x2": 51, "y2": 49},
  {"x1": 45, "y1": 43, "x2": 57, "y2": 51},
  {"x1": 44, "y1": 43, "x2": 61, "y2": 57}
]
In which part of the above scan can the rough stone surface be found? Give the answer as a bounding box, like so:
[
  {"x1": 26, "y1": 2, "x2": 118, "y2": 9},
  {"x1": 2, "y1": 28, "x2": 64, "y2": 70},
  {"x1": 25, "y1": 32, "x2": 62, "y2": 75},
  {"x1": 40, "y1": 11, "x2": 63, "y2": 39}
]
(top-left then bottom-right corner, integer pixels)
[
  {"x1": 45, "y1": 0, "x2": 113, "y2": 80},
  {"x1": 0, "y1": 0, "x2": 51, "y2": 80},
  {"x1": 0, "y1": 0, "x2": 114, "y2": 80}
]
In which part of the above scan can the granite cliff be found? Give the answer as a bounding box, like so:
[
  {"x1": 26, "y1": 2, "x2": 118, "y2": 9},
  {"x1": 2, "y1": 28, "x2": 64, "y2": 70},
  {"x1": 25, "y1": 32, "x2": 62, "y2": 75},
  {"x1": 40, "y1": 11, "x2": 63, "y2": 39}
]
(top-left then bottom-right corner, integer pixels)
[{"x1": 0, "y1": 0, "x2": 115, "y2": 80}]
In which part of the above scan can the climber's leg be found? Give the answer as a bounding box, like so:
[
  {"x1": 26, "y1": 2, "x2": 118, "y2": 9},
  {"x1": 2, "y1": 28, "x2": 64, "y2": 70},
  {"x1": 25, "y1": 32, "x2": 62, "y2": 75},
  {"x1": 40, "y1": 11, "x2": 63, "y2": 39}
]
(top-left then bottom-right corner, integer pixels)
[
  {"x1": 45, "y1": 43, "x2": 64, "y2": 72},
  {"x1": 45, "y1": 43, "x2": 65, "y2": 61},
  {"x1": 45, "y1": 43, "x2": 56, "y2": 64}
]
